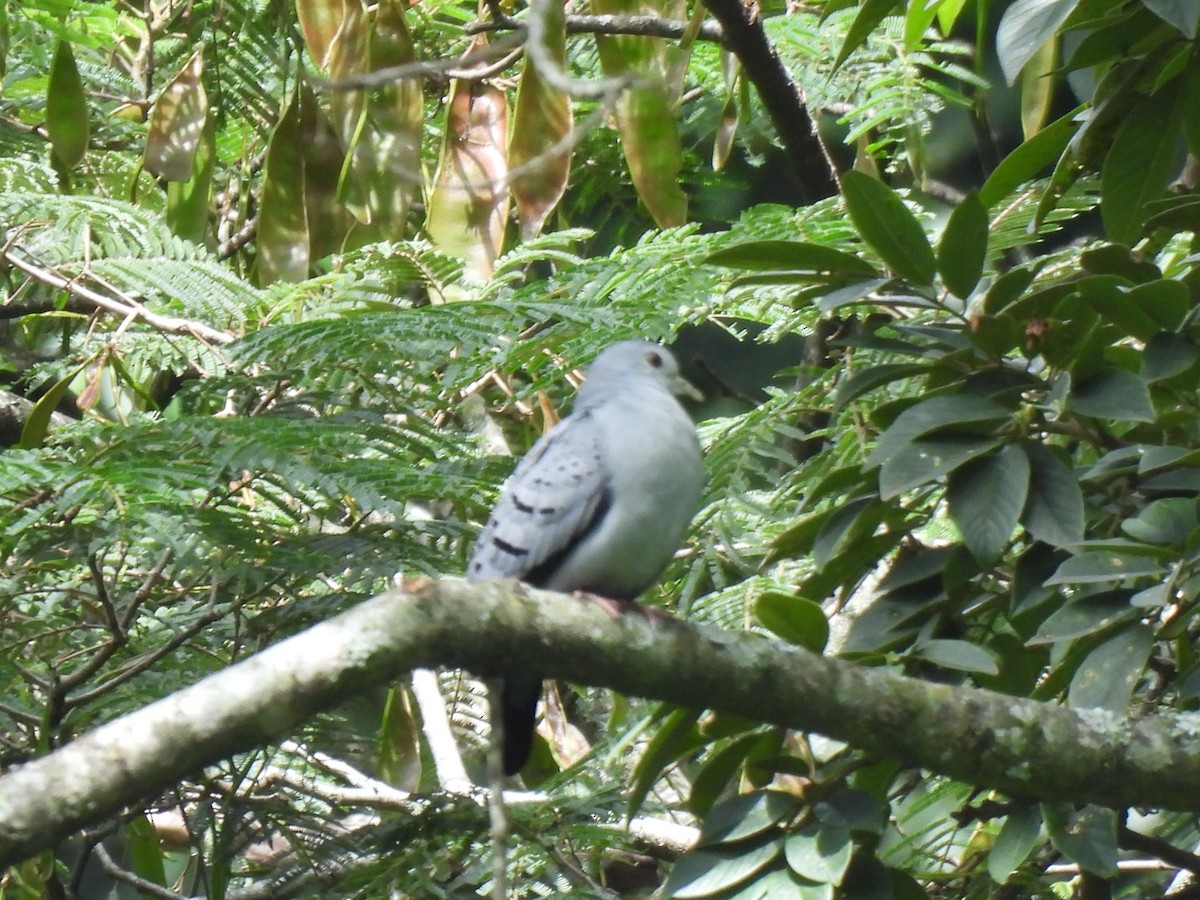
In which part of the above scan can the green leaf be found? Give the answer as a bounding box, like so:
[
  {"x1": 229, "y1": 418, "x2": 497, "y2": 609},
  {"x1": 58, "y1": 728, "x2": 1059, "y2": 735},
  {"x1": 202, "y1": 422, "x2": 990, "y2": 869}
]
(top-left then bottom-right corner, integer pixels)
[
  {"x1": 1019, "y1": 31, "x2": 1058, "y2": 139},
  {"x1": 125, "y1": 814, "x2": 167, "y2": 888},
  {"x1": 662, "y1": 840, "x2": 784, "y2": 898},
  {"x1": 948, "y1": 445, "x2": 1030, "y2": 564},
  {"x1": 628, "y1": 707, "x2": 705, "y2": 820},
  {"x1": 988, "y1": 805, "x2": 1042, "y2": 884},
  {"x1": 144, "y1": 48, "x2": 208, "y2": 182},
  {"x1": 1144, "y1": 332, "x2": 1200, "y2": 383},
  {"x1": 1122, "y1": 497, "x2": 1199, "y2": 545},
  {"x1": 706, "y1": 241, "x2": 878, "y2": 278},
  {"x1": 1101, "y1": 78, "x2": 1187, "y2": 245},
  {"x1": 754, "y1": 592, "x2": 829, "y2": 653},
  {"x1": 1042, "y1": 804, "x2": 1119, "y2": 876},
  {"x1": 937, "y1": 191, "x2": 989, "y2": 298},
  {"x1": 879, "y1": 436, "x2": 1000, "y2": 500},
  {"x1": 840, "y1": 171, "x2": 936, "y2": 285},
  {"x1": 979, "y1": 105, "x2": 1083, "y2": 208},
  {"x1": 833, "y1": 0, "x2": 903, "y2": 70},
  {"x1": 19, "y1": 362, "x2": 86, "y2": 449},
  {"x1": 1028, "y1": 593, "x2": 1137, "y2": 644},
  {"x1": 833, "y1": 363, "x2": 926, "y2": 410},
  {"x1": 1047, "y1": 550, "x2": 1166, "y2": 585},
  {"x1": 996, "y1": 0, "x2": 1081, "y2": 85},
  {"x1": 812, "y1": 790, "x2": 886, "y2": 834},
  {"x1": 699, "y1": 790, "x2": 800, "y2": 846},
  {"x1": 1020, "y1": 444, "x2": 1084, "y2": 547},
  {"x1": 1068, "y1": 624, "x2": 1154, "y2": 711},
  {"x1": 915, "y1": 638, "x2": 1001, "y2": 676},
  {"x1": 784, "y1": 824, "x2": 853, "y2": 885},
  {"x1": 1068, "y1": 368, "x2": 1155, "y2": 422},
  {"x1": 47, "y1": 40, "x2": 90, "y2": 170},
  {"x1": 868, "y1": 396, "x2": 1012, "y2": 468}
]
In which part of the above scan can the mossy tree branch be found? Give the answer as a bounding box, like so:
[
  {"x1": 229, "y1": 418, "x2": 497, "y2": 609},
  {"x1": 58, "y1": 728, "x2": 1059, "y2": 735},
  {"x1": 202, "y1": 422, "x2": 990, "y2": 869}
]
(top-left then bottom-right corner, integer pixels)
[{"x1": 2, "y1": 578, "x2": 1200, "y2": 868}]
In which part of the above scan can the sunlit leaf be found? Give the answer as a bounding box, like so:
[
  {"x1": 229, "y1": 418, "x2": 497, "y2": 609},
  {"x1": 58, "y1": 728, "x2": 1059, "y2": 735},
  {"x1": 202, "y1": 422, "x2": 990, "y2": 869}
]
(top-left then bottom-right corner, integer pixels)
[
  {"x1": 510, "y1": 0, "x2": 572, "y2": 240},
  {"x1": 144, "y1": 48, "x2": 208, "y2": 182},
  {"x1": 47, "y1": 40, "x2": 90, "y2": 170}
]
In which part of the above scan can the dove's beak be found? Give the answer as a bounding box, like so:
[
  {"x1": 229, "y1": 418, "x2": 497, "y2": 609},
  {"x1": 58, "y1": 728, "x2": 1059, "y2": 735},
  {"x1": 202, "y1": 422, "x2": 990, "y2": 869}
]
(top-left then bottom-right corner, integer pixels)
[{"x1": 675, "y1": 375, "x2": 704, "y2": 403}]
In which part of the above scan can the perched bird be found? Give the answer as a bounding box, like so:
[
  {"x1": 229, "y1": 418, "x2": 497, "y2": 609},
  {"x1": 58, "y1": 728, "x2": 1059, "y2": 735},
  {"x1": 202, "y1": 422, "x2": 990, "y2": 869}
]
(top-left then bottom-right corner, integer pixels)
[{"x1": 468, "y1": 341, "x2": 705, "y2": 775}]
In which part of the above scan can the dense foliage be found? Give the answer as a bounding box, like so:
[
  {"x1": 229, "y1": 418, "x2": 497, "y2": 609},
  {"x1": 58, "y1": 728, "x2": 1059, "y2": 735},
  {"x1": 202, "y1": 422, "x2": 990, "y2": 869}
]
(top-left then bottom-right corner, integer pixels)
[{"x1": 3, "y1": 0, "x2": 1200, "y2": 897}]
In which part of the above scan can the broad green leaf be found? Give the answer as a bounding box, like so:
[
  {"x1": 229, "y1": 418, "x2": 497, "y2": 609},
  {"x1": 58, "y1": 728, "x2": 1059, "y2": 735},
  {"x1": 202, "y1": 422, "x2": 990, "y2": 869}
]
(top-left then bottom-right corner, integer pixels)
[
  {"x1": 144, "y1": 48, "x2": 207, "y2": 182},
  {"x1": 689, "y1": 733, "x2": 766, "y2": 817},
  {"x1": 1020, "y1": 444, "x2": 1084, "y2": 547},
  {"x1": 1047, "y1": 550, "x2": 1166, "y2": 585},
  {"x1": 706, "y1": 241, "x2": 878, "y2": 278},
  {"x1": 1122, "y1": 497, "x2": 1199, "y2": 545},
  {"x1": 1144, "y1": 0, "x2": 1200, "y2": 37},
  {"x1": 166, "y1": 112, "x2": 215, "y2": 242},
  {"x1": 256, "y1": 90, "x2": 310, "y2": 284},
  {"x1": 784, "y1": 825, "x2": 853, "y2": 884},
  {"x1": 360, "y1": 0, "x2": 423, "y2": 242},
  {"x1": 594, "y1": 0, "x2": 687, "y2": 228},
  {"x1": 948, "y1": 445, "x2": 1030, "y2": 564},
  {"x1": 879, "y1": 435, "x2": 1000, "y2": 500},
  {"x1": 1068, "y1": 625, "x2": 1154, "y2": 711},
  {"x1": 813, "y1": 790, "x2": 886, "y2": 834},
  {"x1": 699, "y1": 790, "x2": 800, "y2": 846},
  {"x1": 1028, "y1": 593, "x2": 1136, "y2": 644},
  {"x1": 1042, "y1": 804, "x2": 1118, "y2": 876},
  {"x1": 296, "y1": 0, "x2": 345, "y2": 65},
  {"x1": 996, "y1": 0, "x2": 1081, "y2": 85},
  {"x1": 813, "y1": 497, "x2": 880, "y2": 568},
  {"x1": 937, "y1": 191, "x2": 989, "y2": 298},
  {"x1": 662, "y1": 841, "x2": 784, "y2": 899},
  {"x1": 509, "y1": 0, "x2": 572, "y2": 240},
  {"x1": 754, "y1": 592, "x2": 829, "y2": 653},
  {"x1": 988, "y1": 805, "x2": 1042, "y2": 884},
  {"x1": 868, "y1": 396, "x2": 1012, "y2": 468},
  {"x1": 1125, "y1": 279, "x2": 1190, "y2": 332},
  {"x1": 378, "y1": 684, "x2": 421, "y2": 790},
  {"x1": 833, "y1": 363, "x2": 926, "y2": 410},
  {"x1": 815, "y1": 278, "x2": 891, "y2": 313},
  {"x1": 1019, "y1": 34, "x2": 1057, "y2": 140},
  {"x1": 19, "y1": 362, "x2": 87, "y2": 449},
  {"x1": 732, "y1": 868, "x2": 834, "y2": 899},
  {"x1": 840, "y1": 171, "x2": 936, "y2": 285},
  {"x1": 1101, "y1": 78, "x2": 1187, "y2": 245},
  {"x1": 979, "y1": 105, "x2": 1083, "y2": 209},
  {"x1": 628, "y1": 707, "x2": 704, "y2": 820},
  {"x1": 834, "y1": 0, "x2": 903, "y2": 70},
  {"x1": 1068, "y1": 368, "x2": 1155, "y2": 422},
  {"x1": 426, "y1": 49, "x2": 510, "y2": 284},
  {"x1": 915, "y1": 639, "x2": 1001, "y2": 676},
  {"x1": 124, "y1": 814, "x2": 167, "y2": 889},
  {"x1": 47, "y1": 40, "x2": 90, "y2": 170}
]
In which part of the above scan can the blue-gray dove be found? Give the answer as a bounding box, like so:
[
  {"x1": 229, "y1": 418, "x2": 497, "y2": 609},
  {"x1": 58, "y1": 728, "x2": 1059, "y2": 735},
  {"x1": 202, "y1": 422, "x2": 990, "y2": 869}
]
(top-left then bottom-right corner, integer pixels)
[{"x1": 468, "y1": 341, "x2": 704, "y2": 774}]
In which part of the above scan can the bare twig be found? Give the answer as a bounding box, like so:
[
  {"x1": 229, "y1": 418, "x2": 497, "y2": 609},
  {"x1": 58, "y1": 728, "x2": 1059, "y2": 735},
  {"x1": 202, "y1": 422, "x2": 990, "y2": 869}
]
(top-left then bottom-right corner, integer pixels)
[{"x1": 2, "y1": 250, "x2": 235, "y2": 346}]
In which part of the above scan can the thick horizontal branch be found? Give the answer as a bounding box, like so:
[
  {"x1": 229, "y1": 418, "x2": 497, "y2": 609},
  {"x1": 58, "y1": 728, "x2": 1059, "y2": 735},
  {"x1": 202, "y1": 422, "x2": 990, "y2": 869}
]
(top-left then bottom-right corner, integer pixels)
[{"x1": 3, "y1": 579, "x2": 1200, "y2": 868}]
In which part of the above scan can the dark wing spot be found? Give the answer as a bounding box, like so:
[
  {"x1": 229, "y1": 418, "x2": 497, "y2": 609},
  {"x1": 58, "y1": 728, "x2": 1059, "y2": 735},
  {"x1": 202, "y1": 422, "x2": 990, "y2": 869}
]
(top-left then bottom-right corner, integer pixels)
[
  {"x1": 524, "y1": 486, "x2": 614, "y2": 586},
  {"x1": 512, "y1": 494, "x2": 535, "y2": 514},
  {"x1": 491, "y1": 537, "x2": 529, "y2": 558}
]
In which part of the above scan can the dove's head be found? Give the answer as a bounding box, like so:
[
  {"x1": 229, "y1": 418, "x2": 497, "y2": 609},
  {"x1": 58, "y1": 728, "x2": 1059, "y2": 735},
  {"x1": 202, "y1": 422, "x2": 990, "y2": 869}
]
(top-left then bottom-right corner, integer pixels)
[{"x1": 579, "y1": 340, "x2": 703, "y2": 403}]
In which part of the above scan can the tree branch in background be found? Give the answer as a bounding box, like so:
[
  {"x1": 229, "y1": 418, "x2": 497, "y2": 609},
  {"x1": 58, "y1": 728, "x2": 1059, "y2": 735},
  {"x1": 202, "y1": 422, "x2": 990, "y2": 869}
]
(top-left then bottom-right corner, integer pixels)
[
  {"x1": 700, "y1": 0, "x2": 837, "y2": 200},
  {"x1": 5, "y1": 579, "x2": 1200, "y2": 869}
]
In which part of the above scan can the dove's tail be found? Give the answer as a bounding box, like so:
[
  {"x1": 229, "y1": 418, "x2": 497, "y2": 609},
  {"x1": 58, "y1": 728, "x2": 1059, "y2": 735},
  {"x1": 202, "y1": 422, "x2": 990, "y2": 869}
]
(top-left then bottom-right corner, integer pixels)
[{"x1": 499, "y1": 675, "x2": 541, "y2": 776}]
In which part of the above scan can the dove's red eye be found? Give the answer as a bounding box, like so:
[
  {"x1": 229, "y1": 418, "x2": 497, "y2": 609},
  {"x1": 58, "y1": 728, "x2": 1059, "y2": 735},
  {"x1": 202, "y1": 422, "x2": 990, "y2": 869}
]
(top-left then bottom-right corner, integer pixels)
[{"x1": 646, "y1": 351, "x2": 663, "y2": 368}]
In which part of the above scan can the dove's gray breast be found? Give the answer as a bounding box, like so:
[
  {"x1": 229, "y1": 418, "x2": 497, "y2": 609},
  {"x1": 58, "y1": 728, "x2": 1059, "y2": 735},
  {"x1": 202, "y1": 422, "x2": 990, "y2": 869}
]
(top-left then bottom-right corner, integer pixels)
[{"x1": 467, "y1": 340, "x2": 704, "y2": 773}]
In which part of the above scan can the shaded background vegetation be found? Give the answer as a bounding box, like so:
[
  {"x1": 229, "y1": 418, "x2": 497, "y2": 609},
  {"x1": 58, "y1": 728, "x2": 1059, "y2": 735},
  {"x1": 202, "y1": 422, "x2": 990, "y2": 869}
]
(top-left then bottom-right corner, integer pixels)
[{"x1": 3, "y1": 0, "x2": 1200, "y2": 897}]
